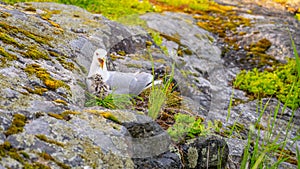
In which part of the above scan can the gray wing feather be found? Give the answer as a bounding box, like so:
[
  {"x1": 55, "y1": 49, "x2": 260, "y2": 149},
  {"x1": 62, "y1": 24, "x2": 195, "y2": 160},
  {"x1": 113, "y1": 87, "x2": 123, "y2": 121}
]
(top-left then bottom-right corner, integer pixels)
[{"x1": 106, "y1": 71, "x2": 153, "y2": 95}]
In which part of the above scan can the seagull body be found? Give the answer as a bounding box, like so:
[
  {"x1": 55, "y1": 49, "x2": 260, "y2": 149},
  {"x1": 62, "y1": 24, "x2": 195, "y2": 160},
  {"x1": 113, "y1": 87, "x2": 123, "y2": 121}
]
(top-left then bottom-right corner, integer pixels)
[{"x1": 87, "y1": 49, "x2": 161, "y2": 96}]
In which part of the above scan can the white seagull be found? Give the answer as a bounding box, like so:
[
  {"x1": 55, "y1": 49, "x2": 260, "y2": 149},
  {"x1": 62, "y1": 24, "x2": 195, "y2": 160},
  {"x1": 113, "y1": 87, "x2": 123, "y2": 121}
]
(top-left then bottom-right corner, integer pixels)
[{"x1": 87, "y1": 48, "x2": 161, "y2": 96}]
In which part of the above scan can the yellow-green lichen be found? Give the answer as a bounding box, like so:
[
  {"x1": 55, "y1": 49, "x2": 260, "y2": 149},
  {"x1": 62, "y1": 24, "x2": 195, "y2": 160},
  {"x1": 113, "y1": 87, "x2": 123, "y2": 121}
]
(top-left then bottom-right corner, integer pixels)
[
  {"x1": 0, "y1": 11, "x2": 12, "y2": 18},
  {"x1": 53, "y1": 99, "x2": 68, "y2": 106},
  {"x1": 0, "y1": 46, "x2": 18, "y2": 65},
  {"x1": 0, "y1": 21, "x2": 52, "y2": 46},
  {"x1": 35, "y1": 134, "x2": 64, "y2": 147},
  {"x1": 23, "y1": 46, "x2": 50, "y2": 60},
  {"x1": 48, "y1": 50, "x2": 79, "y2": 71},
  {"x1": 0, "y1": 32, "x2": 23, "y2": 48},
  {"x1": 0, "y1": 141, "x2": 49, "y2": 168},
  {"x1": 47, "y1": 112, "x2": 64, "y2": 120},
  {"x1": 125, "y1": 63, "x2": 143, "y2": 69},
  {"x1": 24, "y1": 64, "x2": 69, "y2": 90},
  {"x1": 23, "y1": 86, "x2": 48, "y2": 95},
  {"x1": 39, "y1": 152, "x2": 70, "y2": 169},
  {"x1": 48, "y1": 110, "x2": 80, "y2": 120},
  {"x1": 4, "y1": 113, "x2": 26, "y2": 136}
]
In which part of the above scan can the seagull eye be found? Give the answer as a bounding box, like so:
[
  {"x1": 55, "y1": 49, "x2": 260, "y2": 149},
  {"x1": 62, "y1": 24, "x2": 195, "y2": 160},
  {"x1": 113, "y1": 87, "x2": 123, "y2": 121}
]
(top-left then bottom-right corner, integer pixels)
[{"x1": 96, "y1": 52, "x2": 99, "y2": 56}]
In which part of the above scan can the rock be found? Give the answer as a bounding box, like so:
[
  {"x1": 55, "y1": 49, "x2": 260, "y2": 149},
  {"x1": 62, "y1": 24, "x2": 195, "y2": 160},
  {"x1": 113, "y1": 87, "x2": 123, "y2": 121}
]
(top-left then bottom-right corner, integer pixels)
[
  {"x1": 1, "y1": 0, "x2": 299, "y2": 168},
  {"x1": 181, "y1": 136, "x2": 229, "y2": 169}
]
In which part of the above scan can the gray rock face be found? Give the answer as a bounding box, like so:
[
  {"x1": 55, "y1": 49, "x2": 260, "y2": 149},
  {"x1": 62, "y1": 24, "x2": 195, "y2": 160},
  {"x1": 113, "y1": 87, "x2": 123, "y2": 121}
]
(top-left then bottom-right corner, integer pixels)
[{"x1": 0, "y1": 0, "x2": 299, "y2": 168}]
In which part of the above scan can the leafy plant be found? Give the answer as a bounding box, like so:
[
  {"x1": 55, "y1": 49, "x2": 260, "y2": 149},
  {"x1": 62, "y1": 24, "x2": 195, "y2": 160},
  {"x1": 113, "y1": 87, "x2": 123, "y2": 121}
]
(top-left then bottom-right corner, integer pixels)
[
  {"x1": 234, "y1": 58, "x2": 300, "y2": 109},
  {"x1": 167, "y1": 113, "x2": 205, "y2": 143}
]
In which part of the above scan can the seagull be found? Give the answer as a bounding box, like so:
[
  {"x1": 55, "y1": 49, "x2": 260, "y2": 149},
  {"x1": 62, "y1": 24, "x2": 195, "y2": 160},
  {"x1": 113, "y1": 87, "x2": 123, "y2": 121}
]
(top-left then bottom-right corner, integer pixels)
[{"x1": 87, "y1": 48, "x2": 161, "y2": 96}]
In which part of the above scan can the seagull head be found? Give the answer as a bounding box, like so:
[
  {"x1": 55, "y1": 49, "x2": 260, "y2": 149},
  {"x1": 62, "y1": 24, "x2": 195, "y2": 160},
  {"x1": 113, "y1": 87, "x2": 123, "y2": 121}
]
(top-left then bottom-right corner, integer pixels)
[
  {"x1": 87, "y1": 48, "x2": 110, "y2": 82},
  {"x1": 94, "y1": 48, "x2": 107, "y2": 70}
]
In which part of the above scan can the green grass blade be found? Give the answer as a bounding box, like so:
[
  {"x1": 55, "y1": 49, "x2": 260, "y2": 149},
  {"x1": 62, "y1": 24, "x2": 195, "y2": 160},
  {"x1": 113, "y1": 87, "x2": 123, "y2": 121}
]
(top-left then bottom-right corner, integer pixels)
[{"x1": 289, "y1": 30, "x2": 300, "y2": 78}]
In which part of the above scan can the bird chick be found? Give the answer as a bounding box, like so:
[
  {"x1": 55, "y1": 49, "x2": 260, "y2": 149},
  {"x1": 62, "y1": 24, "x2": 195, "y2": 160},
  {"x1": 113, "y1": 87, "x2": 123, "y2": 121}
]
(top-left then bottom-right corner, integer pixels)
[{"x1": 89, "y1": 73, "x2": 109, "y2": 99}]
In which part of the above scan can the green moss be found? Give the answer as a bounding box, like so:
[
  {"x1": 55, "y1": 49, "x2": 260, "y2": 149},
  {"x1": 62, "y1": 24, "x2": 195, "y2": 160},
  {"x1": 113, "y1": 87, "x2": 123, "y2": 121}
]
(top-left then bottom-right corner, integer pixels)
[
  {"x1": 0, "y1": 11, "x2": 12, "y2": 18},
  {"x1": 0, "y1": 46, "x2": 18, "y2": 65},
  {"x1": 246, "y1": 38, "x2": 272, "y2": 53},
  {"x1": 53, "y1": 99, "x2": 68, "y2": 106},
  {"x1": 51, "y1": 52, "x2": 80, "y2": 71},
  {"x1": 4, "y1": 114, "x2": 26, "y2": 136},
  {"x1": 24, "y1": 6, "x2": 37, "y2": 12},
  {"x1": 23, "y1": 86, "x2": 48, "y2": 95},
  {"x1": 0, "y1": 141, "x2": 51, "y2": 168},
  {"x1": 39, "y1": 152, "x2": 71, "y2": 169},
  {"x1": 234, "y1": 58, "x2": 300, "y2": 109},
  {"x1": 23, "y1": 46, "x2": 50, "y2": 60},
  {"x1": 48, "y1": 110, "x2": 79, "y2": 120},
  {"x1": 0, "y1": 32, "x2": 23, "y2": 48},
  {"x1": 35, "y1": 134, "x2": 64, "y2": 147},
  {"x1": 194, "y1": 4, "x2": 251, "y2": 48},
  {"x1": 61, "y1": 110, "x2": 80, "y2": 116},
  {"x1": 24, "y1": 64, "x2": 69, "y2": 90},
  {"x1": 47, "y1": 112, "x2": 64, "y2": 120},
  {"x1": 24, "y1": 162, "x2": 51, "y2": 169},
  {"x1": 0, "y1": 21, "x2": 52, "y2": 45},
  {"x1": 125, "y1": 63, "x2": 143, "y2": 69}
]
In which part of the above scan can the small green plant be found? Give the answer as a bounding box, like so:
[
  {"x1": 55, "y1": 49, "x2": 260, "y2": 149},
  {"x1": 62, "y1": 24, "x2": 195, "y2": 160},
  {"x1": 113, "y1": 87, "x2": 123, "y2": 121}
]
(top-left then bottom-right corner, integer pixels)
[
  {"x1": 234, "y1": 58, "x2": 300, "y2": 109},
  {"x1": 167, "y1": 113, "x2": 205, "y2": 143},
  {"x1": 147, "y1": 51, "x2": 175, "y2": 119},
  {"x1": 85, "y1": 93, "x2": 134, "y2": 109}
]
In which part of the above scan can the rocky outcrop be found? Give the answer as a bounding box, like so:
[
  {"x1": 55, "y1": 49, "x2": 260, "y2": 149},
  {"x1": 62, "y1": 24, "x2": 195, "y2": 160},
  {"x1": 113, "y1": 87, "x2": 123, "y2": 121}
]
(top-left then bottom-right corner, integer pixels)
[
  {"x1": 0, "y1": 2, "x2": 229, "y2": 169},
  {"x1": 0, "y1": 0, "x2": 299, "y2": 168}
]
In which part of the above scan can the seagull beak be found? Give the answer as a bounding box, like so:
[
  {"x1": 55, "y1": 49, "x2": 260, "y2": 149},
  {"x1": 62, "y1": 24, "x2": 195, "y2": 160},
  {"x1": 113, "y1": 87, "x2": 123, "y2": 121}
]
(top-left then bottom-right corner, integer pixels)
[{"x1": 98, "y1": 58, "x2": 105, "y2": 69}]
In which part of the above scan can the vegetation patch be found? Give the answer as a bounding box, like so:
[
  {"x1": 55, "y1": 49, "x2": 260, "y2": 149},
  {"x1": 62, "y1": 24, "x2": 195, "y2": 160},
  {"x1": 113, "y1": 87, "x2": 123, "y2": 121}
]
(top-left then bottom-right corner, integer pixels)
[
  {"x1": 234, "y1": 58, "x2": 300, "y2": 109},
  {"x1": 167, "y1": 113, "x2": 205, "y2": 143},
  {"x1": 85, "y1": 110, "x2": 121, "y2": 124},
  {"x1": 23, "y1": 86, "x2": 48, "y2": 95},
  {"x1": 24, "y1": 63, "x2": 69, "y2": 90},
  {"x1": 0, "y1": 21, "x2": 52, "y2": 46},
  {"x1": 53, "y1": 99, "x2": 68, "y2": 106},
  {"x1": 48, "y1": 110, "x2": 80, "y2": 120},
  {"x1": 35, "y1": 134, "x2": 64, "y2": 147},
  {"x1": 39, "y1": 152, "x2": 71, "y2": 169},
  {"x1": 0, "y1": 141, "x2": 50, "y2": 169},
  {"x1": 0, "y1": 32, "x2": 24, "y2": 48},
  {"x1": 0, "y1": 46, "x2": 18, "y2": 65},
  {"x1": 23, "y1": 46, "x2": 50, "y2": 60},
  {"x1": 4, "y1": 113, "x2": 27, "y2": 136}
]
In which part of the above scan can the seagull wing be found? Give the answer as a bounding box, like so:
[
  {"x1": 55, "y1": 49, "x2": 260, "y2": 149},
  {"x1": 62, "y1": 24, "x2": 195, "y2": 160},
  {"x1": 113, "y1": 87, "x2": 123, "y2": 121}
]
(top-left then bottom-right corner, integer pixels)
[{"x1": 106, "y1": 71, "x2": 153, "y2": 95}]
